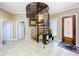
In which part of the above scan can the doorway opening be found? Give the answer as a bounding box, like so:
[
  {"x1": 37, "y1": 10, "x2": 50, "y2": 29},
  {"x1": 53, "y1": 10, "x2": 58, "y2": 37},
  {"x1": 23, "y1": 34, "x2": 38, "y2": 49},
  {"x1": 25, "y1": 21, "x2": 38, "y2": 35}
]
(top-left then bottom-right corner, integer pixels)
[
  {"x1": 16, "y1": 21, "x2": 25, "y2": 40},
  {"x1": 2, "y1": 20, "x2": 12, "y2": 44}
]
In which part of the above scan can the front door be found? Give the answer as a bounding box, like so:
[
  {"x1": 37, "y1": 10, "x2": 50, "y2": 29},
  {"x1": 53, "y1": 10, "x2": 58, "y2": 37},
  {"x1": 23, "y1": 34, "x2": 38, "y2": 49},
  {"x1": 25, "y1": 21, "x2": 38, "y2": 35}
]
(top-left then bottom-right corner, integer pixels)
[{"x1": 62, "y1": 15, "x2": 76, "y2": 45}]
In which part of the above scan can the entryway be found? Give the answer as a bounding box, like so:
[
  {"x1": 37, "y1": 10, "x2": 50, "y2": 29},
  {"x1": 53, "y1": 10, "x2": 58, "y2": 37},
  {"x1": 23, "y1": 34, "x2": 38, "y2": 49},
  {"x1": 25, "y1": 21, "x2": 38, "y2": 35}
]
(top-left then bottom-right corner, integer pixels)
[{"x1": 62, "y1": 15, "x2": 76, "y2": 45}]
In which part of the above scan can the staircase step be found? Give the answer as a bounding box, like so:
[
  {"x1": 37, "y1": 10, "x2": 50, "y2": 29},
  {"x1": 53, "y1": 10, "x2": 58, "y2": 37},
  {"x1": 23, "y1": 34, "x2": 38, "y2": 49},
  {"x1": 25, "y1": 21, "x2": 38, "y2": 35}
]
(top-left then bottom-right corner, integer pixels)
[
  {"x1": 39, "y1": 28, "x2": 48, "y2": 29},
  {"x1": 38, "y1": 22, "x2": 47, "y2": 24},
  {"x1": 38, "y1": 25, "x2": 47, "y2": 26},
  {"x1": 39, "y1": 29, "x2": 48, "y2": 31}
]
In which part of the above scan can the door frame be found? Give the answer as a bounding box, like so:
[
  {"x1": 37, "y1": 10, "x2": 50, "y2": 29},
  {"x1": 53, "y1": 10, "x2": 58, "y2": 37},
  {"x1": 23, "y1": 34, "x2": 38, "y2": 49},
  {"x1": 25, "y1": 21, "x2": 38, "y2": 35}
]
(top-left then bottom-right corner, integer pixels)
[
  {"x1": 16, "y1": 21, "x2": 25, "y2": 40},
  {"x1": 2, "y1": 20, "x2": 12, "y2": 43},
  {"x1": 62, "y1": 15, "x2": 76, "y2": 45}
]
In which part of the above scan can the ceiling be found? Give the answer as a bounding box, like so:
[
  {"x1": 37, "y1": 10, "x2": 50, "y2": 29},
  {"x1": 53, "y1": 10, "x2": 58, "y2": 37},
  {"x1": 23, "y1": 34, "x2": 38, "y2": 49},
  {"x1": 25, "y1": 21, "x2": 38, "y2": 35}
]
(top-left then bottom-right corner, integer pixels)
[{"x1": 0, "y1": 2, "x2": 79, "y2": 14}]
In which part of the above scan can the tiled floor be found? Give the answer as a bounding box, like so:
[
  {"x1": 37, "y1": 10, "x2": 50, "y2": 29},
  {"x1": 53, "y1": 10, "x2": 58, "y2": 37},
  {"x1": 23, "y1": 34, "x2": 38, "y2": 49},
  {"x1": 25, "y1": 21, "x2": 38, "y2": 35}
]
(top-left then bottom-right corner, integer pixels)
[{"x1": 0, "y1": 39, "x2": 79, "y2": 56}]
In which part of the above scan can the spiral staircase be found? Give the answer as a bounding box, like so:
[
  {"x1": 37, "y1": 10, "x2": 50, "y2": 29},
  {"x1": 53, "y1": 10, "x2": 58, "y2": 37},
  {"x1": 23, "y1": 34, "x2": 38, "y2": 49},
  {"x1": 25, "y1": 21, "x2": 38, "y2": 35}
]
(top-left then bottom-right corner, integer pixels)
[{"x1": 26, "y1": 2, "x2": 53, "y2": 44}]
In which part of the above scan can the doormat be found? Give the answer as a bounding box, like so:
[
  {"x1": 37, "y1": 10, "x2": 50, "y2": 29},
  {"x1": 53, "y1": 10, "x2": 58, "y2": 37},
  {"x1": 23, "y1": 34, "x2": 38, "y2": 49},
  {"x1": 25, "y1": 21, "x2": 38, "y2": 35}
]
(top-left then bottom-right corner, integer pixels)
[{"x1": 58, "y1": 42, "x2": 79, "y2": 54}]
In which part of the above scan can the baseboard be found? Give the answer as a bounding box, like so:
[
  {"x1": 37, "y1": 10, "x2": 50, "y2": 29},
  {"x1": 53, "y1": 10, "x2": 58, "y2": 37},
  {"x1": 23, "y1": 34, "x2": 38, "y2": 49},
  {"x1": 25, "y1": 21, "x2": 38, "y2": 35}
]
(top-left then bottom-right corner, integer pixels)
[{"x1": 76, "y1": 43, "x2": 79, "y2": 47}]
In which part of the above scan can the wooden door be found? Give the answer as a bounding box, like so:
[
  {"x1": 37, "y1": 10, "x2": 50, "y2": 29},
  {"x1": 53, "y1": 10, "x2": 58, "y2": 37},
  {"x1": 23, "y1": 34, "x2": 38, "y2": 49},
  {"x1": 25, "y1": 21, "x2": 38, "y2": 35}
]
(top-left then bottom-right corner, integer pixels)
[{"x1": 62, "y1": 15, "x2": 76, "y2": 45}]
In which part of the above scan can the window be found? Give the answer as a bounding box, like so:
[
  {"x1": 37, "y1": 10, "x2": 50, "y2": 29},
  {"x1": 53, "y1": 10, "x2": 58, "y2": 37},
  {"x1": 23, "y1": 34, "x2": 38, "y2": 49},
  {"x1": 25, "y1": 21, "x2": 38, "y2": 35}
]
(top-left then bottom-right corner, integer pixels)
[{"x1": 51, "y1": 19, "x2": 57, "y2": 36}]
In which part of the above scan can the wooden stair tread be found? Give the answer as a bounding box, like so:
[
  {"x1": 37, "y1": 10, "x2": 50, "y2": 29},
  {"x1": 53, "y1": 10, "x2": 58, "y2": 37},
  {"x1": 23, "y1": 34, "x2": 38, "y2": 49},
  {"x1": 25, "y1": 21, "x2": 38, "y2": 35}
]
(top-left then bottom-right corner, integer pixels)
[
  {"x1": 38, "y1": 25, "x2": 47, "y2": 26},
  {"x1": 38, "y1": 22, "x2": 47, "y2": 24},
  {"x1": 39, "y1": 28, "x2": 48, "y2": 29}
]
